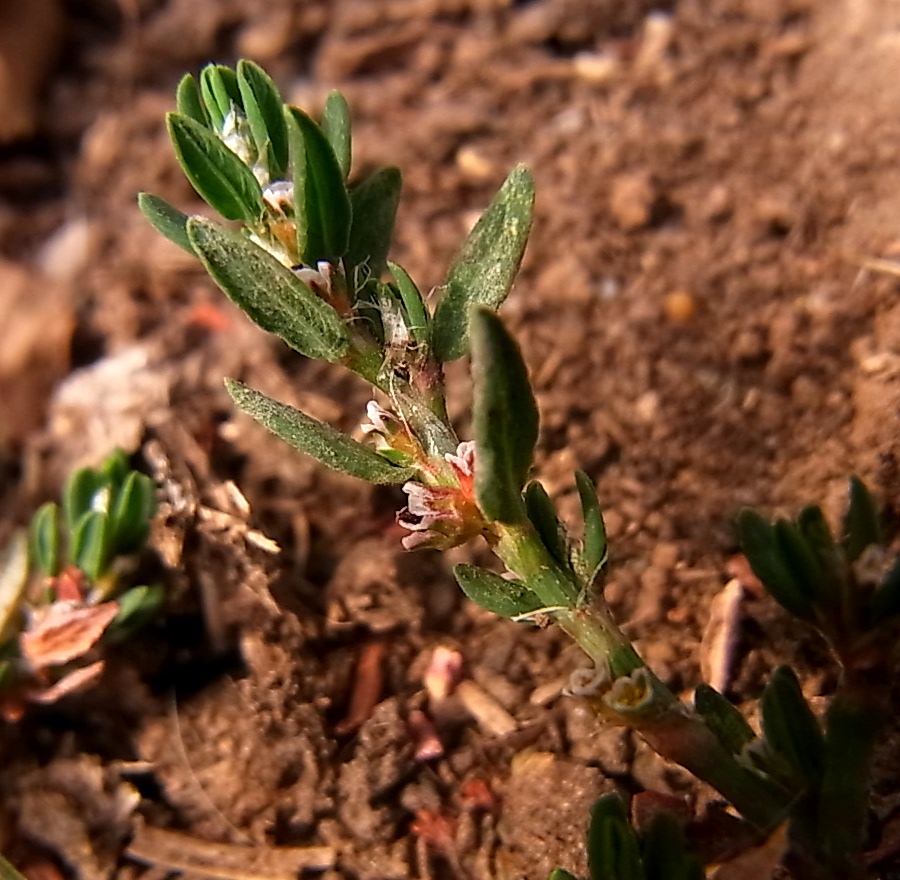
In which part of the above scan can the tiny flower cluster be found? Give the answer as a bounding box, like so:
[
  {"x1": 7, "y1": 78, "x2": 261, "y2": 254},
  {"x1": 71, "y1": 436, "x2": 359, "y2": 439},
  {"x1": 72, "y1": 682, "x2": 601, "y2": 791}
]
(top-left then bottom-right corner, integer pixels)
[
  {"x1": 361, "y1": 403, "x2": 485, "y2": 551},
  {"x1": 398, "y1": 442, "x2": 484, "y2": 551}
]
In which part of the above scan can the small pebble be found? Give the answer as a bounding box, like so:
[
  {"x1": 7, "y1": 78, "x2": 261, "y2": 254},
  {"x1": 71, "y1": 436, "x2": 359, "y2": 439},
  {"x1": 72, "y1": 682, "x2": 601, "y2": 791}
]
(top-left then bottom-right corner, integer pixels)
[
  {"x1": 663, "y1": 290, "x2": 695, "y2": 324},
  {"x1": 650, "y1": 542, "x2": 679, "y2": 571},
  {"x1": 456, "y1": 680, "x2": 517, "y2": 737},
  {"x1": 456, "y1": 146, "x2": 496, "y2": 182},
  {"x1": 635, "y1": 390, "x2": 660, "y2": 424},
  {"x1": 609, "y1": 172, "x2": 656, "y2": 231},
  {"x1": 572, "y1": 52, "x2": 618, "y2": 83}
]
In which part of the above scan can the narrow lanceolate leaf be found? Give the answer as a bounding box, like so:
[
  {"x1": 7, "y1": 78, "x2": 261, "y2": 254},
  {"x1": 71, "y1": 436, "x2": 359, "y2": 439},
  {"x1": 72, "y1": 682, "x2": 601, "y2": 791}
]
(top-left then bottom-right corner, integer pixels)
[
  {"x1": 286, "y1": 107, "x2": 351, "y2": 264},
  {"x1": 694, "y1": 684, "x2": 756, "y2": 756},
  {"x1": 30, "y1": 502, "x2": 61, "y2": 577},
  {"x1": 107, "y1": 584, "x2": 165, "y2": 640},
  {"x1": 642, "y1": 814, "x2": 704, "y2": 880},
  {"x1": 842, "y1": 476, "x2": 882, "y2": 562},
  {"x1": 389, "y1": 261, "x2": 429, "y2": 348},
  {"x1": 587, "y1": 794, "x2": 643, "y2": 880},
  {"x1": 575, "y1": 470, "x2": 608, "y2": 582},
  {"x1": 63, "y1": 466, "x2": 104, "y2": 532},
  {"x1": 199, "y1": 64, "x2": 241, "y2": 129},
  {"x1": 176, "y1": 73, "x2": 209, "y2": 127},
  {"x1": 471, "y1": 308, "x2": 538, "y2": 522},
  {"x1": 167, "y1": 113, "x2": 263, "y2": 224},
  {"x1": 432, "y1": 165, "x2": 535, "y2": 362},
  {"x1": 226, "y1": 380, "x2": 414, "y2": 484},
  {"x1": 773, "y1": 520, "x2": 824, "y2": 613},
  {"x1": 797, "y1": 505, "x2": 842, "y2": 614},
  {"x1": 69, "y1": 510, "x2": 112, "y2": 581},
  {"x1": 346, "y1": 167, "x2": 402, "y2": 280},
  {"x1": 187, "y1": 217, "x2": 349, "y2": 362},
  {"x1": 101, "y1": 448, "x2": 129, "y2": 485},
  {"x1": 738, "y1": 510, "x2": 814, "y2": 621},
  {"x1": 453, "y1": 563, "x2": 542, "y2": 619},
  {"x1": 137, "y1": 193, "x2": 194, "y2": 255},
  {"x1": 0, "y1": 531, "x2": 29, "y2": 643},
  {"x1": 110, "y1": 472, "x2": 156, "y2": 554},
  {"x1": 0, "y1": 852, "x2": 28, "y2": 880},
  {"x1": 322, "y1": 90, "x2": 352, "y2": 179},
  {"x1": 761, "y1": 666, "x2": 824, "y2": 785},
  {"x1": 237, "y1": 60, "x2": 288, "y2": 180},
  {"x1": 524, "y1": 481, "x2": 570, "y2": 571}
]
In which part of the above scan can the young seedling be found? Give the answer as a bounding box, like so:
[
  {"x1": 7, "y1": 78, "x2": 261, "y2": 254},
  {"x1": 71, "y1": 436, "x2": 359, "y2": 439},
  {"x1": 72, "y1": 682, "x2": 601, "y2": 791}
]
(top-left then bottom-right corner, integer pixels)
[
  {"x1": 141, "y1": 61, "x2": 897, "y2": 877},
  {"x1": 0, "y1": 450, "x2": 160, "y2": 718}
]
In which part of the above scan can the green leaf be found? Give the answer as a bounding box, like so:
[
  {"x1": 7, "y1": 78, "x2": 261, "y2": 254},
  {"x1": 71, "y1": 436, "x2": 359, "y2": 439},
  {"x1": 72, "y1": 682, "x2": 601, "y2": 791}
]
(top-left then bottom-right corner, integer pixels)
[
  {"x1": 199, "y1": 64, "x2": 241, "y2": 129},
  {"x1": 286, "y1": 107, "x2": 352, "y2": 264},
  {"x1": 110, "y1": 472, "x2": 156, "y2": 555},
  {"x1": 322, "y1": 90, "x2": 352, "y2": 179},
  {"x1": 167, "y1": 113, "x2": 263, "y2": 224},
  {"x1": 0, "y1": 853, "x2": 28, "y2": 880},
  {"x1": 69, "y1": 510, "x2": 113, "y2": 581},
  {"x1": 641, "y1": 813, "x2": 703, "y2": 880},
  {"x1": 524, "y1": 481, "x2": 570, "y2": 571},
  {"x1": 0, "y1": 531, "x2": 29, "y2": 643},
  {"x1": 137, "y1": 193, "x2": 195, "y2": 256},
  {"x1": 346, "y1": 167, "x2": 402, "y2": 280},
  {"x1": 842, "y1": 476, "x2": 882, "y2": 562},
  {"x1": 737, "y1": 510, "x2": 814, "y2": 621},
  {"x1": 774, "y1": 519, "x2": 824, "y2": 612},
  {"x1": 586, "y1": 794, "x2": 643, "y2": 880},
  {"x1": 237, "y1": 60, "x2": 288, "y2": 181},
  {"x1": 106, "y1": 584, "x2": 165, "y2": 641},
  {"x1": 432, "y1": 165, "x2": 535, "y2": 362},
  {"x1": 796, "y1": 505, "x2": 843, "y2": 615},
  {"x1": 176, "y1": 73, "x2": 209, "y2": 126},
  {"x1": 470, "y1": 308, "x2": 538, "y2": 523},
  {"x1": 63, "y1": 466, "x2": 104, "y2": 532},
  {"x1": 453, "y1": 563, "x2": 543, "y2": 619},
  {"x1": 760, "y1": 666, "x2": 825, "y2": 785},
  {"x1": 575, "y1": 470, "x2": 608, "y2": 583},
  {"x1": 548, "y1": 871, "x2": 582, "y2": 880},
  {"x1": 187, "y1": 217, "x2": 349, "y2": 362},
  {"x1": 388, "y1": 262, "x2": 429, "y2": 348},
  {"x1": 693, "y1": 684, "x2": 756, "y2": 755},
  {"x1": 100, "y1": 448, "x2": 129, "y2": 486},
  {"x1": 30, "y1": 502, "x2": 61, "y2": 577},
  {"x1": 226, "y1": 380, "x2": 414, "y2": 484}
]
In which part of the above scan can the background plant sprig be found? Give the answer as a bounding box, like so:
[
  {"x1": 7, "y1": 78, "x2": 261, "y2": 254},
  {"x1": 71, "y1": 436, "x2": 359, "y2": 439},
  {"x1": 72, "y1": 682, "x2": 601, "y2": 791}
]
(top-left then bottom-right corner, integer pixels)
[{"x1": 0, "y1": 450, "x2": 160, "y2": 714}]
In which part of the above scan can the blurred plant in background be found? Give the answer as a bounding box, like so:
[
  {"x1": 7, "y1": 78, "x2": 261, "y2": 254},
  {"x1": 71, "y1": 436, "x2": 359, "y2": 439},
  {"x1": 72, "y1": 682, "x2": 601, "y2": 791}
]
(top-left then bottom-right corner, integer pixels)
[{"x1": 0, "y1": 449, "x2": 159, "y2": 718}]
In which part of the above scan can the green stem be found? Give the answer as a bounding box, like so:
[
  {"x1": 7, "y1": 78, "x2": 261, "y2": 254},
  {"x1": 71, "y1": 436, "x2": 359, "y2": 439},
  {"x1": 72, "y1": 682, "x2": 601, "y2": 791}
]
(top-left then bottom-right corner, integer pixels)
[
  {"x1": 492, "y1": 521, "x2": 791, "y2": 831},
  {"x1": 814, "y1": 669, "x2": 884, "y2": 876}
]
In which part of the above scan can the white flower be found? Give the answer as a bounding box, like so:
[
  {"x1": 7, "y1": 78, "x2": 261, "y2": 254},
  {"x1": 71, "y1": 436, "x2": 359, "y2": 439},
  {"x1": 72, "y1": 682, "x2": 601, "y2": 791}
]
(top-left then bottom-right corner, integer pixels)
[
  {"x1": 262, "y1": 181, "x2": 295, "y2": 213},
  {"x1": 445, "y1": 440, "x2": 475, "y2": 478}
]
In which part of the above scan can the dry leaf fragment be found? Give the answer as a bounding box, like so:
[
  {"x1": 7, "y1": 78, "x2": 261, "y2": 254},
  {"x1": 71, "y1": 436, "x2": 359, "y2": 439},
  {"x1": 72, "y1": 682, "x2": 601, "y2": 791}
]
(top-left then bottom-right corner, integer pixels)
[
  {"x1": 20, "y1": 602, "x2": 119, "y2": 671},
  {"x1": 29, "y1": 661, "x2": 105, "y2": 704},
  {"x1": 700, "y1": 578, "x2": 744, "y2": 694}
]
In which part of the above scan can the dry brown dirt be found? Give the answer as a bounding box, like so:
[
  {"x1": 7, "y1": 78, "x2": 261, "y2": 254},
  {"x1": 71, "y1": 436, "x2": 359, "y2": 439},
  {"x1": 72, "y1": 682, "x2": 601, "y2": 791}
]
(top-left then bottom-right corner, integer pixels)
[{"x1": 2, "y1": 0, "x2": 900, "y2": 878}]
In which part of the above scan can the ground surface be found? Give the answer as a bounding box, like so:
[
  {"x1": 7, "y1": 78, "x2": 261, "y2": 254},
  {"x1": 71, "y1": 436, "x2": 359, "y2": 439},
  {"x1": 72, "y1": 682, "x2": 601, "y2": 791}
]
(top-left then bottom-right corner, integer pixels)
[{"x1": 2, "y1": 0, "x2": 900, "y2": 878}]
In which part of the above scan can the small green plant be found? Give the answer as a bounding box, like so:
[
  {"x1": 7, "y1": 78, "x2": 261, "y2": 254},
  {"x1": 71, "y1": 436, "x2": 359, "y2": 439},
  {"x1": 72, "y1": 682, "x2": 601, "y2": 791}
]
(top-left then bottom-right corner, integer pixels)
[
  {"x1": 140, "y1": 61, "x2": 899, "y2": 878},
  {"x1": 549, "y1": 793, "x2": 703, "y2": 880},
  {"x1": 0, "y1": 450, "x2": 160, "y2": 717}
]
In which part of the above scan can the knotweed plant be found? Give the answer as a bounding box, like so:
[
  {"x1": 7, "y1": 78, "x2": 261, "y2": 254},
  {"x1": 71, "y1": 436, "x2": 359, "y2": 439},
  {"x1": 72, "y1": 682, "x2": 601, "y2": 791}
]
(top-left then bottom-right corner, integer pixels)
[
  {"x1": 140, "y1": 61, "x2": 900, "y2": 878},
  {"x1": 0, "y1": 450, "x2": 159, "y2": 718}
]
